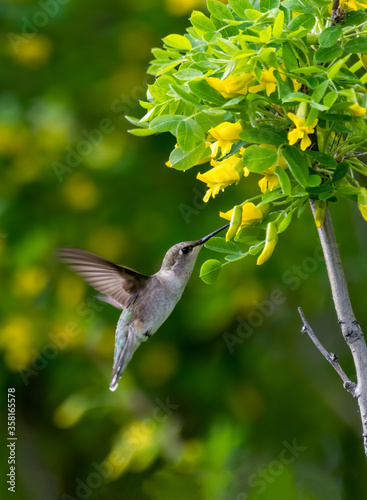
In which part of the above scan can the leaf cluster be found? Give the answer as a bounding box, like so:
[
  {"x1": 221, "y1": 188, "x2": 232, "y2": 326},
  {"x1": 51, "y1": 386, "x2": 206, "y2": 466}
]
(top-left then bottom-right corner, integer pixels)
[{"x1": 130, "y1": 0, "x2": 367, "y2": 281}]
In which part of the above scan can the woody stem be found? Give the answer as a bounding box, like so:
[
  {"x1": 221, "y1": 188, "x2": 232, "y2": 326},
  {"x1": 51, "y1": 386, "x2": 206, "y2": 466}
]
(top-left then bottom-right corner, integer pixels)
[{"x1": 306, "y1": 200, "x2": 367, "y2": 457}]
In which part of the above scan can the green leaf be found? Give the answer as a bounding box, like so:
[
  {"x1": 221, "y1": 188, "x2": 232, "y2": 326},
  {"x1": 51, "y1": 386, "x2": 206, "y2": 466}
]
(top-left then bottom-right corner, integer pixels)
[
  {"x1": 195, "y1": 111, "x2": 225, "y2": 132},
  {"x1": 200, "y1": 259, "x2": 222, "y2": 285},
  {"x1": 291, "y1": 66, "x2": 326, "y2": 75},
  {"x1": 344, "y1": 37, "x2": 367, "y2": 54},
  {"x1": 312, "y1": 81, "x2": 329, "y2": 103},
  {"x1": 169, "y1": 142, "x2": 209, "y2": 171},
  {"x1": 150, "y1": 115, "x2": 185, "y2": 132},
  {"x1": 170, "y1": 84, "x2": 203, "y2": 108},
  {"x1": 259, "y1": 0, "x2": 280, "y2": 12},
  {"x1": 128, "y1": 128, "x2": 157, "y2": 136},
  {"x1": 315, "y1": 44, "x2": 343, "y2": 63},
  {"x1": 319, "y1": 190, "x2": 336, "y2": 201},
  {"x1": 204, "y1": 237, "x2": 242, "y2": 255},
  {"x1": 288, "y1": 13, "x2": 315, "y2": 31},
  {"x1": 278, "y1": 211, "x2": 292, "y2": 233},
  {"x1": 163, "y1": 34, "x2": 192, "y2": 51},
  {"x1": 177, "y1": 120, "x2": 204, "y2": 151},
  {"x1": 188, "y1": 80, "x2": 227, "y2": 106},
  {"x1": 344, "y1": 10, "x2": 367, "y2": 27},
  {"x1": 239, "y1": 126, "x2": 286, "y2": 147},
  {"x1": 282, "y1": 42, "x2": 298, "y2": 71},
  {"x1": 319, "y1": 26, "x2": 342, "y2": 48},
  {"x1": 319, "y1": 113, "x2": 353, "y2": 122},
  {"x1": 281, "y1": 146, "x2": 309, "y2": 187},
  {"x1": 228, "y1": 0, "x2": 253, "y2": 18},
  {"x1": 190, "y1": 11, "x2": 216, "y2": 32},
  {"x1": 281, "y1": 0, "x2": 314, "y2": 14},
  {"x1": 304, "y1": 150, "x2": 337, "y2": 167},
  {"x1": 333, "y1": 161, "x2": 350, "y2": 182},
  {"x1": 307, "y1": 174, "x2": 322, "y2": 186},
  {"x1": 175, "y1": 69, "x2": 204, "y2": 81},
  {"x1": 275, "y1": 165, "x2": 291, "y2": 195},
  {"x1": 207, "y1": 0, "x2": 233, "y2": 20},
  {"x1": 323, "y1": 92, "x2": 338, "y2": 109},
  {"x1": 235, "y1": 227, "x2": 264, "y2": 245},
  {"x1": 242, "y1": 146, "x2": 278, "y2": 173}
]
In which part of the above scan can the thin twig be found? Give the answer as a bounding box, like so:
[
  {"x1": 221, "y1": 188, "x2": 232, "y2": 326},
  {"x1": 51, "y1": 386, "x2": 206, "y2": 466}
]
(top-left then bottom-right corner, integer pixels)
[{"x1": 298, "y1": 307, "x2": 357, "y2": 397}]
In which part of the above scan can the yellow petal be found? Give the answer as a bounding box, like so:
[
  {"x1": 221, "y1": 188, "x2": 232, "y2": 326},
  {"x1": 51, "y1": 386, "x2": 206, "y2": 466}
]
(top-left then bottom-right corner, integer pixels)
[
  {"x1": 258, "y1": 176, "x2": 268, "y2": 193},
  {"x1": 349, "y1": 103, "x2": 367, "y2": 117},
  {"x1": 209, "y1": 121, "x2": 242, "y2": 142},
  {"x1": 257, "y1": 239, "x2": 276, "y2": 265},
  {"x1": 288, "y1": 128, "x2": 301, "y2": 145},
  {"x1": 203, "y1": 189, "x2": 212, "y2": 203},
  {"x1": 300, "y1": 133, "x2": 312, "y2": 151},
  {"x1": 359, "y1": 204, "x2": 367, "y2": 221},
  {"x1": 220, "y1": 202, "x2": 263, "y2": 227},
  {"x1": 287, "y1": 112, "x2": 301, "y2": 128},
  {"x1": 267, "y1": 174, "x2": 279, "y2": 191},
  {"x1": 265, "y1": 82, "x2": 277, "y2": 96},
  {"x1": 248, "y1": 84, "x2": 263, "y2": 94}
]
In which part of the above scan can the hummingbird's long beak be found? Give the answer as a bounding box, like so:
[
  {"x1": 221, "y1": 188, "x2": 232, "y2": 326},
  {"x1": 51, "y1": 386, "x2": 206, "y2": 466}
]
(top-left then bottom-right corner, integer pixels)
[{"x1": 192, "y1": 223, "x2": 230, "y2": 247}]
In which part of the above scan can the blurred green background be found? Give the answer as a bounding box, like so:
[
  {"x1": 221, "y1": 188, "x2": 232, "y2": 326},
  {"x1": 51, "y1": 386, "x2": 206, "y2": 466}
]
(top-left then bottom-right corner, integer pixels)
[{"x1": 1, "y1": 1, "x2": 367, "y2": 499}]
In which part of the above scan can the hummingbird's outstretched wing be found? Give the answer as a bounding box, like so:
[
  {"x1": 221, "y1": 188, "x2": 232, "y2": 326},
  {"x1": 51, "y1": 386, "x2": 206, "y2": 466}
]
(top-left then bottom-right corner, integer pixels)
[{"x1": 57, "y1": 247, "x2": 150, "y2": 309}]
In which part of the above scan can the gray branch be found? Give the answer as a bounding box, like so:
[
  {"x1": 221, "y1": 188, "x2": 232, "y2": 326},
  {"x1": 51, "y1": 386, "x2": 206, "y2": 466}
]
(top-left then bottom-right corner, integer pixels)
[
  {"x1": 298, "y1": 307, "x2": 357, "y2": 396},
  {"x1": 308, "y1": 200, "x2": 367, "y2": 456}
]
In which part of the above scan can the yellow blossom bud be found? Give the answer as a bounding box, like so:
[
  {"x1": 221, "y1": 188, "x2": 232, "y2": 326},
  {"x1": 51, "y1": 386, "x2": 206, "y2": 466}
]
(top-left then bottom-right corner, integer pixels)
[
  {"x1": 358, "y1": 188, "x2": 367, "y2": 222},
  {"x1": 257, "y1": 222, "x2": 278, "y2": 266},
  {"x1": 225, "y1": 205, "x2": 243, "y2": 241},
  {"x1": 257, "y1": 202, "x2": 271, "y2": 218},
  {"x1": 208, "y1": 121, "x2": 242, "y2": 156},
  {"x1": 349, "y1": 103, "x2": 367, "y2": 117},
  {"x1": 220, "y1": 202, "x2": 263, "y2": 228},
  {"x1": 315, "y1": 200, "x2": 326, "y2": 228}
]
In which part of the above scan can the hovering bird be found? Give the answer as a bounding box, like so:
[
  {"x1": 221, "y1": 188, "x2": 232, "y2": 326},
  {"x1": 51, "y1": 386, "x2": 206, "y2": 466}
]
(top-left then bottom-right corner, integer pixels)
[{"x1": 57, "y1": 224, "x2": 228, "y2": 391}]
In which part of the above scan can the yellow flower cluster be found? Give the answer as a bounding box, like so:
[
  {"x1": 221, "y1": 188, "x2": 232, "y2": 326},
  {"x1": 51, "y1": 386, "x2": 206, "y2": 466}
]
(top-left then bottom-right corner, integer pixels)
[{"x1": 206, "y1": 67, "x2": 302, "y2": 99}]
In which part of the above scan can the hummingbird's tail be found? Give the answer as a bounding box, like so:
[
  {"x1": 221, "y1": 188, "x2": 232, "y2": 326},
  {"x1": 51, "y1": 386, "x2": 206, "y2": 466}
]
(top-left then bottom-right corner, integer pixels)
[{"x1": 109, "y1": 328, "x2": 140, "y2": 391}]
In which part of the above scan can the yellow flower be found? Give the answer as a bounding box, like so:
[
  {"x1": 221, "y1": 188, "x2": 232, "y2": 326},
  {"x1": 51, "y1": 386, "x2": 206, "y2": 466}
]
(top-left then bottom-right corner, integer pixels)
[
  {"x1": 249, "y1": 68, "x2": 277, "y2": 97},
  {"x1": 287, "y1": 113, "x2": 318, "y2": 150},
  {"x1": 197, "y1": 156, "x2": 242, "y2": 202},
  {"x1": 358, "y1": 188, "x2": 367, "y2": 221},
  {"x1": 315, "y1": 200, "x2": 326, "y2": 228},
  {"x1": 257, "y1": 222, "x2": 278, "y2": 266},
  {"x1": 360, "y1": 204, "x2": 367, "y2": 221},
  {"x1": 258, "y1": 173, "x2": 279, "y2": 193},
  {"x1": 292, "y1": 79, "x2": 302, "y2": 92},
  {"x1": 339, "y1": 0, "x2": 367, "y2": 11},
  {"x1": 195, "y1": 141, "x2": 219, "y2": 165},
  {"x1": 205, "y1": 73, "x2": 253, "y2": 98},
  {"x1": 257, "y1": 145, "x2": 288, "y2": 193},
  {"x1": 209, "y1": 121, "x2": 242, "y2": 155},
  {"x1": 349, "y1": 103, "x2": 367, "y2": 117},
  {"x1": 224, "y1": 205, "x2": 243, "y2": 241},
  {"x1": 220, "y1": 202, "x2": 264, "y2": 228}
]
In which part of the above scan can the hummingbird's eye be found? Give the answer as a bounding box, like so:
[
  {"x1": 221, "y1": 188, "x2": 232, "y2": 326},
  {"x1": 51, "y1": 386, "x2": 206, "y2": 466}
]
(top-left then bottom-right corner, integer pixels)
[{"x1": 181, "y1": 246, "x2": 191, "y2": 254}]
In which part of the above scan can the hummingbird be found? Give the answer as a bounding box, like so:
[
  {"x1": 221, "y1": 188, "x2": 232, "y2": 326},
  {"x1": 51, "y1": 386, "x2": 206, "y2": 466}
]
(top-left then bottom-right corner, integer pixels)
[{"x1": 57, "y1": 224, "x2": 228, "y2": 391}]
